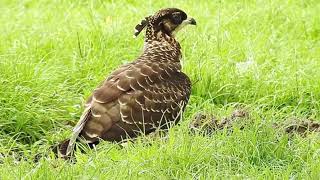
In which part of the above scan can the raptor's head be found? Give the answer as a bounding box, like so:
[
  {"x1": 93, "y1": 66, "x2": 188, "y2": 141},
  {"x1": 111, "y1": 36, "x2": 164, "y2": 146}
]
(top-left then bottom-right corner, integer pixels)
[{"x1": 134, "y1": 8, "x2": 196, "y2": 39}]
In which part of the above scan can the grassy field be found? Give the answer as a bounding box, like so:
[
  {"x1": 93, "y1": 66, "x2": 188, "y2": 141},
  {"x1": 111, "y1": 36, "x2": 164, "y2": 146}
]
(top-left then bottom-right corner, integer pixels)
[{"x1": 1, "y1": 0, "x2": 320, "y2": 179}]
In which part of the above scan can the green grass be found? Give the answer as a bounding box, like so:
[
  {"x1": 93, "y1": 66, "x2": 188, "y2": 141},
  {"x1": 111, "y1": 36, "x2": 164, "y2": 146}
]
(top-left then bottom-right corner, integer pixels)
[{"x1": 1, "y1": 0, "x2": 320, "y2": 179}]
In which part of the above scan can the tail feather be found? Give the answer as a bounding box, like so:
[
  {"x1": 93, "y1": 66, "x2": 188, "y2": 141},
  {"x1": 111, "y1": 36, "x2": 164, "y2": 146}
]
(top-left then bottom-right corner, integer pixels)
[
  {"x1": 53, "y1": 138, "x2": 100, "y2": 160},
  {"x1": 52, "y1": 139, "x2": 71, "y2": 159},
  {"x1": 66, "y1": 107, "x2": 91, "y2": 156},
  {"x1": 53, "y1": 106, "x2": 95, "y2": 159}
]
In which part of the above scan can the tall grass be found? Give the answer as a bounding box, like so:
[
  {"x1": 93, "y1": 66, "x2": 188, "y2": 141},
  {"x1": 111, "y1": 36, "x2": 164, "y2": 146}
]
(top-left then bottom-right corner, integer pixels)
[{"x1": 0, "y1": 0, "x2": 320, "y2": 178}]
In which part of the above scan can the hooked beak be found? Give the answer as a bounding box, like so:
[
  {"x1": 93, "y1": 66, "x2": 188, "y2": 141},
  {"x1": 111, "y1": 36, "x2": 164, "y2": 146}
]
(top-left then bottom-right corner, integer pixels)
[
  {"x1": 187, "y1": 17, "x2": 197, "y2": 25},
  {"x1": 172, "y1": 17, "x2": 197, "y2": 35}
]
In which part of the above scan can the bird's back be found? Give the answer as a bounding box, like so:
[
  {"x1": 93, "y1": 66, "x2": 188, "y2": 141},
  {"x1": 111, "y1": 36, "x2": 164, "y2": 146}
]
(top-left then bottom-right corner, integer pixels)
[{"x1": 78, "y1": 39, "x2": 191, "y2": 144}]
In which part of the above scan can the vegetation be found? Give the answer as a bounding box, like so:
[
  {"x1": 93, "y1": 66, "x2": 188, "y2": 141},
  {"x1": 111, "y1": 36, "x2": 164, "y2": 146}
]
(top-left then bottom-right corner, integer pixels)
[{"x1": 0, "y1": 0, "x2": 319, "y2": 179}]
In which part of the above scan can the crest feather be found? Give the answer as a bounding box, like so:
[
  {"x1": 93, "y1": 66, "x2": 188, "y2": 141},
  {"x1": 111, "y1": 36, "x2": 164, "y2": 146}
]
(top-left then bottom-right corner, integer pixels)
[{"x1": 134, "y1": 16, "x2": 151, "y2": 37}]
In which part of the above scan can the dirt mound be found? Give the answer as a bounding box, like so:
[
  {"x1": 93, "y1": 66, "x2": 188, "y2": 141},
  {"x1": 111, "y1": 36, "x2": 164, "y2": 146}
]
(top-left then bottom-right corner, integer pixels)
[
  {"x1": 189, "y1": 109, "x2": 250, "y2": 134},
  {"x1": 275, "y1": 119, "x2": 320, "y2": 136},
  {"x1": 190, "y1": 109, "x2": 320, "y2": 137}
]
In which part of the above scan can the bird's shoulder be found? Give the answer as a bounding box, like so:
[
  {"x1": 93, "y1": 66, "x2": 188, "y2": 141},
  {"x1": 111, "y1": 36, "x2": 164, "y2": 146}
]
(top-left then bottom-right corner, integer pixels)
[{"x1": 91, "y1": 59, "x2": 184, "y2": 104}]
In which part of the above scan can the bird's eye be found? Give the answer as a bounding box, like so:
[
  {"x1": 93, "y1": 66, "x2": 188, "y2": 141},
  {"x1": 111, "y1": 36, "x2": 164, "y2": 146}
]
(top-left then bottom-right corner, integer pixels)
[{"x1": 172, "y1": 13, "x2": 182, "y2": 24}]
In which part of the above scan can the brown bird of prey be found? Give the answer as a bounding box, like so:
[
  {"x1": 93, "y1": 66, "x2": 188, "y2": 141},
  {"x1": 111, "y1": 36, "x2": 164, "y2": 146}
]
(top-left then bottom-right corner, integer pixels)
[{"x1": 56, "y1": 8, "x2": 196, "y2": 158}]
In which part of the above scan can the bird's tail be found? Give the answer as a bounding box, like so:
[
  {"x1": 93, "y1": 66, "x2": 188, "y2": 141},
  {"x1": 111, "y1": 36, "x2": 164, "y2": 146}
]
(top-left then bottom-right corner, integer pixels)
[
  {"x1": 52, "y1": 139, "x2": 72, "y2": 159},
  {"x1": 52, "y1": 107, "x2": 92, "y2": 159},
  {"x1": 52, "y1": 138, "x2": 100, "y2": 160}
]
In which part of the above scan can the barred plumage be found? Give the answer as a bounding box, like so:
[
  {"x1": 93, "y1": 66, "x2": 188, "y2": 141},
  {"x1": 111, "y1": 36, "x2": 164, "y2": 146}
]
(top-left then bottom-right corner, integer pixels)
[{"x1": 55, "y1": 8, "x2": 196, "y2": 158}]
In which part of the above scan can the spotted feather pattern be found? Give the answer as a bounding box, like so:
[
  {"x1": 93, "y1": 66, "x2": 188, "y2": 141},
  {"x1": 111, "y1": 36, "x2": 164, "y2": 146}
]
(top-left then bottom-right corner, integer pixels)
[{"x1": 63, "y1": 8, "x2": 192, "y2": 157}]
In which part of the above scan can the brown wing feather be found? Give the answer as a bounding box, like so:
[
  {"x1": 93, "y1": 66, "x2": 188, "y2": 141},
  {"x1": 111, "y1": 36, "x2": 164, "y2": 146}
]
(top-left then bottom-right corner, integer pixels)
[
  {"x1": 65, "y1": 38, "x2": 191, "y2": 156},
  {"x1": 81, "y1": 61, "x2": 189, "y2": 141}
]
